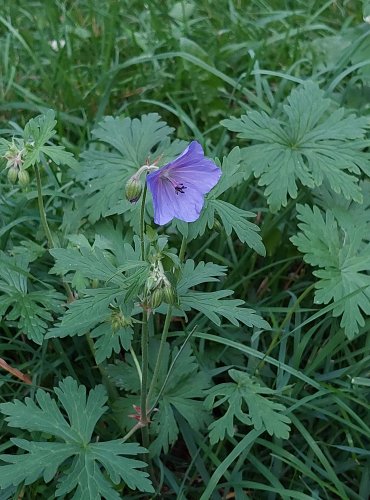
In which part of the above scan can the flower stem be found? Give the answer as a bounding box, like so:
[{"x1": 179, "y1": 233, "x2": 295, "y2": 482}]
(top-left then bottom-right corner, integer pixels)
[
  {"x1": 140, "y1": 310, "x2": 150, "y2": 448},
  {"x1": 35, "y1": 164, "x2": 74, "y2": 301},
  {"x1": 150, "y1": 325, "x2": 197, "y2": 412},
  {"x1": 138, "y1": 180, "x2": 150, "y2": 449},
  {"x1": 147, "y1": 305, "x2": 172, "y2": 407},
  {"x1": 140, "y1": 184, "x2": 147, "y2": 260},
  {"x1": 179, "y1": 234, "x2": 187, "y2": 262},
  {"x1": 130, "y1": 346, "x2": 142, "y2": 384},
  {"x1": 35, "y1": 165, "x2": 55, "y2": 249},
  {"x1": 122, "y1": 421, "x2": 144, "y2": 443}
]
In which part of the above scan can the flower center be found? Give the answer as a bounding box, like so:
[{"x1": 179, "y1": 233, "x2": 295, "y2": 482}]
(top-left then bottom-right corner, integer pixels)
[
  {"x1": 174, "y1": 183, "x2": 187, "y2": 195},
  {"x1": 161, "y1": 172, "x2": 187, "y2": 195}
]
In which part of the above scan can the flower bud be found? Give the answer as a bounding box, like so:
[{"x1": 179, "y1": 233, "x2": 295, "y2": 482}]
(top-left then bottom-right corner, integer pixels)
[
  {"x1": 213, "y1": 218, "x2": 222, "y2": 232},
  {"x1": 125, "y1": 175, "x2": 142, "y2": 203},
  {"x1": 18, "y1": 169, "x2": 30, "y2": 187},
  {"x1": 162, "y1": 283, "x2": 175, "y2": 304},
  {"x1": 150, "y1": 287, "x2": 164, "y2": 309},
  {"x1": 7, "y1": 167, "x2": 19, "y2": 184},
  {"x1": 110, "y1": 310, "x2": 132, "y2": 331},
  {"x1": 91, "y1": 278, "x2": 99, "y2": 289},
  {"x1": 4, "y1": 142, "x2": 24, "y2": 170}
]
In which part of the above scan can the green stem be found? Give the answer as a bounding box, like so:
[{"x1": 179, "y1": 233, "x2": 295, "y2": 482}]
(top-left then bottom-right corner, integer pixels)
[
  {"x1": 140, "y1": 184, "x2": 147, "y2": 260},
  {"x1": 35, "y1": 164, "x2": 55, "y2": 248},
  {"x1": 122, "y1": 422, "x2": 144, "y2": 443},
  {"x1": 179, "y1": 234, "x2": 187, "y2": 262},
  {"x1": 255, "y1": 283, "x2": 315, "y2": 374},
  {"x1": 150, "y1": 325, "x2": 197, "y2": 412},
  {"x1": 140, "y1": 311, "x2": 150, "y2": 448},
  {"x1": 130, "y1": 346, "x2": 142, "y2": 384},
  {"x1": 137, "y1": 182, "x2": 151, "y2": 448},
  {"x1": 147, "y1": 305, "x2": 172, "y2": 406},
  {"x1": 35, "y1": 164, "x2": 74, "y2": 302}
]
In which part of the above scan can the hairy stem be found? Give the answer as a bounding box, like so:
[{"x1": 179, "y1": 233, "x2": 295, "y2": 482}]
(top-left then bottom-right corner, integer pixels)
[
  {"x1": 150, "y1": 325, "x2": 197, "y2": 412},
  {"x1": 35, "y1": 164, "x2": 55, "y2": 249},
  {"x1": 147, "y1": 305, "x2": 172, "y2": 407},
  {"x1": 179, "y1": 234, "x2": 187, "y2": 262},
  {"x1": 35, "y1": 165, "x2": 74, "y2": 301},
  {"x1": 140, "y1": 311, "x2": 150, "y2": 448},
  {"x1": 122, "y1": 421, "x2": 144, "y2": 443},
  {"x1": 140, "y1": 183, "x2": 148, "y2": 260}
]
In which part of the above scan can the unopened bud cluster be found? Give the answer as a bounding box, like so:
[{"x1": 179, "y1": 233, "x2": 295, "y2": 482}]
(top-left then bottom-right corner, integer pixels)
[
  {"x1": 145, "y1": 260, "x2": 175, "y2": 309},
  {"x1": 3, "y1": 142, "x2": 30, "y2": 187},
  {"x1": 110, "y1": 309, "x2": 133, "y2": 331}
]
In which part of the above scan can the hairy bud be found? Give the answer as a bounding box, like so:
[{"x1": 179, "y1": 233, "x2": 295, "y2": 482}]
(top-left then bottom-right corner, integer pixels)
[
  {"x1": 125, "y1": 175, "x2": 142, "y2": 203},
  {"x1": 18, "y1": 169, "x2": 30, "y2": 187},
  {"x1": 7, "y1": 167, "x2": 19, "y2": 184},
  {"x1": 162, "y1": 282, "x2": 175, "y2": 304},
  {"x1": 110, "y1": 310, "x2": 132, "y2": 331},
  {"x1": 149, "y1": 287, "x2": 164, "y2": 309}
]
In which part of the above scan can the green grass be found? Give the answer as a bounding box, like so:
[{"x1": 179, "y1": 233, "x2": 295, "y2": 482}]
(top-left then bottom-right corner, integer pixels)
[{"x1": 0, "y1": 1, "x2": 370, "y2": 499}]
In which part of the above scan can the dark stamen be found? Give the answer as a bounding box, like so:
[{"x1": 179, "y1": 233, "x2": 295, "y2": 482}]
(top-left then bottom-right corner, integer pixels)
[{"x1": 175, "y1": 183, "x2": 187, "y2": 195}]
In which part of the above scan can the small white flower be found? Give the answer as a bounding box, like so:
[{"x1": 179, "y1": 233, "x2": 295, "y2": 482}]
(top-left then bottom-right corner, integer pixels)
[{"x1": 364, "y1": 15, "x2": 370, "y2": 24}]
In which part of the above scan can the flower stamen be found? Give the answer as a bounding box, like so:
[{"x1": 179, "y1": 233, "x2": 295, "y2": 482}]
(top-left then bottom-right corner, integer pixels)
[{"x1": 175, "y1": 183, "x2": 187, "y2": 195}]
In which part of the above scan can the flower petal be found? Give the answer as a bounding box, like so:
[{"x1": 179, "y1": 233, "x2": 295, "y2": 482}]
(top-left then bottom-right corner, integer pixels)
[
  {"x1": 147, "y1": 173, "x2": 175, "y2": 225},
  {"x1": 146, "y1": 141, "x2": 222, "y2": 225},
  {"x1": 162, "y1": 181, "x2": 204, "y2": 223},
  {"x1": 165, "y1": 142, "x2": 221, "y2": 194}
]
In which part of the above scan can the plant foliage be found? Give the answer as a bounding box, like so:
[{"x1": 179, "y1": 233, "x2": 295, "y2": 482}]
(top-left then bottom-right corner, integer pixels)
[
  {"x1": 291, "y1": 204, "x2": 370, "y2": 338},
  {"x1": 222, "y1": 82, "x2": 370, "y2": 211},
  {"x1": 205, "y1": 369, "x2": 291, "y2": 444},
  {"x1": 0, "y1": 377, "x2": 153, "y2": 496}
]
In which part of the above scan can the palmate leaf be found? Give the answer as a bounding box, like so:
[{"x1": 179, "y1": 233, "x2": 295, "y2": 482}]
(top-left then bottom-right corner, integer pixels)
[
  {"x1": 180, "y1": 290, "x2": 270, "y2": 330},
  {"x1": 177, "y1": 259, "x2": 227, "y2": 295},
  {"x1": 314, "y1": 181, "x2": 370, "y2": 236},
  {"x1": 176, "y1": 258, "x2": 269, "y2": 330},
  {"x1": 222, "y1": 81, "x2": 370, "y2": 211},
  {"x1": 50, "y1": 232, "x2": 148, "y2": 292},
  {"x1": 47, "y1": 233, "x2": 147, "y2": 361},
  {"x1": 75, "y1": 113, "x2": 186, "y2": 222},
  {"x1": 0, "y1": 252, "x2": 64, "y2": 344},
  {"x1": 46, "y1": 288, "x2": 136, "y2": 363},
  {"x1": 46, "y1": 288, "x2": 123, "y2": 339},
  {"x1": 0, "y1": 377, "x2": 153, "y2": 496},
  {"x1": 22, "y1": 110, "x2": 76, "y2": 169},
  {"x1": 177, "y1": 198, "x2": 264, "y2": 254},
  {"x1": 291, "y1": 204, "x2": 370, "y2": 338},
  {"x1": 205, "y1": 369, "x2": 291, "y2": 444},
  {"x1": 90, "y1": 320, "x2": 134, "y2": 364}
]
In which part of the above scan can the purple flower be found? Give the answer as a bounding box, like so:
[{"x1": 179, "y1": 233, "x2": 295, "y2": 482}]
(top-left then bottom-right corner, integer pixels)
[{"x1": 146, "y1": 141, "x2": 222, "y2": 225}]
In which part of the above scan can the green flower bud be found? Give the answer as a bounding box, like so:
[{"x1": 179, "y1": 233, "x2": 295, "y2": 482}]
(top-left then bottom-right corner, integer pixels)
[
  {"x1": 162, "y1": 283, "x2": 175, "y2": 304},
  {"x1": 125, "y1": 175, "x2": 142, "y2": 203},
  {"x1": 91, "y1": 278, "x2": 99, "y2": 289},
  {"x1": 18, "y1": 169, "x2": 30, "y2": 187},
  {"x1": 7, "y1": 167, "x2": 19, "y2": 184},
  {"x1": 150, "y1": 287, "x2": 164, "y2": 309},
  {"x1": 110, "y1": 310, "x2": 132, "y2": 331},
  {"x1": 213, "y1": 218, "x2": 222, "y2": 232}
]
